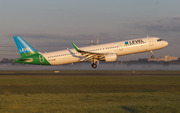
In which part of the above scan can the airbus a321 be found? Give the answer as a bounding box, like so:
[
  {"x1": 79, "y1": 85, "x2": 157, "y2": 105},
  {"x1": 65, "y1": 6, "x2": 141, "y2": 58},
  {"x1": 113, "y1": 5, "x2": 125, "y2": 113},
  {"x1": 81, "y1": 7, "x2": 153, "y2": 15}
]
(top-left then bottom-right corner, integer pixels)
[{"x1": 13, "y1": 36, "x2": 168, "y2": 68}]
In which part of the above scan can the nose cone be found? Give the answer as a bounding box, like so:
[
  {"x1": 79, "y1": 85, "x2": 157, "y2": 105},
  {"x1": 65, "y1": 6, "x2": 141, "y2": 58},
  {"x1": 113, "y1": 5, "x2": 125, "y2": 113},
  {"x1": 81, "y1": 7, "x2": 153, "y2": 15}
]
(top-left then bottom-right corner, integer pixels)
[{"x1": 163, "y1": 41, "x2": 168, "y2": 47}]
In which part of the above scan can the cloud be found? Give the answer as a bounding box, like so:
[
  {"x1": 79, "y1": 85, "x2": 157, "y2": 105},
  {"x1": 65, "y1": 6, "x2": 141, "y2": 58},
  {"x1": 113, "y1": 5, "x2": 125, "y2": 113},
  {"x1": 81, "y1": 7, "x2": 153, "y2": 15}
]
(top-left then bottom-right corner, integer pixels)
[
  {"x1": 10, "y1": 33, "x2": 120, "y2": 45},
  {"x1": 9, "y1": 33, "x2": 113, "y2": 51},
  {"x1": 171, "y1": 17, "x2": 180, "y2": 21},
  {"x1": 134, "y1": 17, "x2": 180, "y2": 33},
  {"x1": 11, "y1": 34, "x2": 95, "y2": 40}
]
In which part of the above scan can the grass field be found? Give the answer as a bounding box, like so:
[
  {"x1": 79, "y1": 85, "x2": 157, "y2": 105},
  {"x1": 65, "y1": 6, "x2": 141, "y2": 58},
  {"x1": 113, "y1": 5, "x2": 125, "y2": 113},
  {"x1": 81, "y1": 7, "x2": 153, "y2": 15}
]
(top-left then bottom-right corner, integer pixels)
[{"x1": 0, "y1": 71, "x2": 180, "y2": 113}]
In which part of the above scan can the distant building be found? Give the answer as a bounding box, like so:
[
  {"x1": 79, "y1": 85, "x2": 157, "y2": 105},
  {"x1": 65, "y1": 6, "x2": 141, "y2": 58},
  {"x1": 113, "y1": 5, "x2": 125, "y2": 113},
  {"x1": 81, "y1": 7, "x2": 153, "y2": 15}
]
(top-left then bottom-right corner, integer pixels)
[
  {"x1": 138, "y1": 58, "x2": 148, "y2": 62},
  {"x1": 148, "y1": 55, "x2": 178, "y2": 62}
]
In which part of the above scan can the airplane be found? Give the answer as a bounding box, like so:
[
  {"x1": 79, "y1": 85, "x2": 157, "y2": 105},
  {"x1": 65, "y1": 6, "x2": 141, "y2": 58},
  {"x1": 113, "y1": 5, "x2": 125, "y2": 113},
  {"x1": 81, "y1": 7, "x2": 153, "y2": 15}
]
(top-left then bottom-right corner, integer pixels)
[{"x1": 13, "y1": 36, "x2": 168, "y2": 68}]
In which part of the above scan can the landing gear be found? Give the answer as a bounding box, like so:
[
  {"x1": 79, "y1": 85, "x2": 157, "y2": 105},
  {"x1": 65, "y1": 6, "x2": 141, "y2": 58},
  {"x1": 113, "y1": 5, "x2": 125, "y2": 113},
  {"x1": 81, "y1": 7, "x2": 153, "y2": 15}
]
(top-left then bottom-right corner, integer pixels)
[
  {"x1": 91, "y1": 63, "x2": 97, "y2": 68},
  {"x1": 91, "y1": 58, "x2": 98, "y2": 68},
  {"x1": 151, "y1": 55, "x2": 155, "y2": 59},
  {"x1": 150, "y1": 51, "x2": 155, "y2": 59}
]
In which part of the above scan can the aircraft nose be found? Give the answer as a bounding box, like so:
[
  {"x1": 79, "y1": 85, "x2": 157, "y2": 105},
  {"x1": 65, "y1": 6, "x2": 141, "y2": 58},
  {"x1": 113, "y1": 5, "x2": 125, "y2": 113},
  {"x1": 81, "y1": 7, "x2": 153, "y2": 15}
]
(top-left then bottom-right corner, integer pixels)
[{"x1": 163, "y1": 41, "x2": 168, "y2": 47}]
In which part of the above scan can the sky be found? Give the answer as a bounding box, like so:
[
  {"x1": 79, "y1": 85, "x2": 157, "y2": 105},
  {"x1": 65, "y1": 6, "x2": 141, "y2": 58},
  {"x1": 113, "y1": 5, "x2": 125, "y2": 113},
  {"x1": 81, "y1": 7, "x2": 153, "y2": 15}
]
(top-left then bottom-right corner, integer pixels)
[{"x1": 0, "y1": 0, "x2": 180, "y2": 60}]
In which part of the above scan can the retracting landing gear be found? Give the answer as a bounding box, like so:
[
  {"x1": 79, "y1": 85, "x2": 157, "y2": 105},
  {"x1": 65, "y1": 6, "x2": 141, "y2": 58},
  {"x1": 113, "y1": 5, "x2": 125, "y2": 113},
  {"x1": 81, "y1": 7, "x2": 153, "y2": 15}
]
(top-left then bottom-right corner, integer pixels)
[{"x1": 150, "y1": 51, "x2": 155, "y2": 59}]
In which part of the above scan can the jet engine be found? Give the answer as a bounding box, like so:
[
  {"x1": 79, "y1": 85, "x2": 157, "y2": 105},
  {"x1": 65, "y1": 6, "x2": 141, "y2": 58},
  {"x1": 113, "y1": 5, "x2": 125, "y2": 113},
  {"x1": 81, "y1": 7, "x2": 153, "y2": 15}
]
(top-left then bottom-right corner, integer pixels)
[{"x1": 105, "y1": 53, "x2": 117, "y2": 62}]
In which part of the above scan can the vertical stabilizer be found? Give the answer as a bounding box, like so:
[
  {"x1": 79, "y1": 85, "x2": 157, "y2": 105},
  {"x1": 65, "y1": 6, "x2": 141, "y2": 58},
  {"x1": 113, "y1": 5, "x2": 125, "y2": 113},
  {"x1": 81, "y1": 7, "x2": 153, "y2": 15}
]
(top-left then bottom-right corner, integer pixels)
[{"x1": 13, "y1": 36, "x2": 39, "y2": 57}]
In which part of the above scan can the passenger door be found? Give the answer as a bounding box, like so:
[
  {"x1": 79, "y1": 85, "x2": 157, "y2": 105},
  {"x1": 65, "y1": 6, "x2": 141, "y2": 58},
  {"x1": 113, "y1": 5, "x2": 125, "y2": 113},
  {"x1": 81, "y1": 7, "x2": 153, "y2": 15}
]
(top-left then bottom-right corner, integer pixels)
[
  {"x1": 119, "y1": 44, "x2": 123, "y2": 51},
  {"x1": 148, "y1": 38, "x2": 154, "y2": 46}
]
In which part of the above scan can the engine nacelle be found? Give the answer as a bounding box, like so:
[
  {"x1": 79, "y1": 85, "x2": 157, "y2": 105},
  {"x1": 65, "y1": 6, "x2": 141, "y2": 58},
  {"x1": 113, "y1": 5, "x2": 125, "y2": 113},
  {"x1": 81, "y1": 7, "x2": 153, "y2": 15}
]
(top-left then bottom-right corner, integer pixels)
[{"x1": 105, "y1": 53, "x2": 117, "y2": 62}]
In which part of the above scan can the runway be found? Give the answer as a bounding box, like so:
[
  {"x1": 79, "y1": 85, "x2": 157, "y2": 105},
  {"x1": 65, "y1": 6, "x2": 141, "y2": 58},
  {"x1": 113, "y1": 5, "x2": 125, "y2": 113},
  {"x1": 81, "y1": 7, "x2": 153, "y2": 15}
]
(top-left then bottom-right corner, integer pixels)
[{"x1": 0, "y1": 72, "x2": 180, "y2": 76}]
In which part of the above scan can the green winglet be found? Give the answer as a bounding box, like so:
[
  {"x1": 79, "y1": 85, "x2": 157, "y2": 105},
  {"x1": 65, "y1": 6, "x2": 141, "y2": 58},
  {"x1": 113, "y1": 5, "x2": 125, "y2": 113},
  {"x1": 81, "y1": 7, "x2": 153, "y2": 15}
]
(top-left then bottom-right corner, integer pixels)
[{"x1": 71, "y1": 43, "x2": 80, "y2": 52}]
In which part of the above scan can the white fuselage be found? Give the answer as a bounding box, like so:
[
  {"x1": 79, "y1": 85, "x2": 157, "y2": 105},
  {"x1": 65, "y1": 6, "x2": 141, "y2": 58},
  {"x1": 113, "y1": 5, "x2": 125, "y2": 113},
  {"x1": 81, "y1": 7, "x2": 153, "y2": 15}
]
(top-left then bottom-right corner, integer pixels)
[{"x1": 41, "y1": 37, "x2": 168, "y2": 65}]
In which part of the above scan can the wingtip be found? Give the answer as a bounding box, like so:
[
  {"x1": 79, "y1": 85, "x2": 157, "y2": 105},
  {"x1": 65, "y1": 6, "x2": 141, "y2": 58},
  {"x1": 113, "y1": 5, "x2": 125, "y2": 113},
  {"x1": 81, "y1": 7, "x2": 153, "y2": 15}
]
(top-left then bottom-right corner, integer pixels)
[
  {"x1": 71, "y1": 43, "x2": 80, "y2": 52},
  {"x1": 71, "y1": 42, "x2": 75, "y2": 48}
]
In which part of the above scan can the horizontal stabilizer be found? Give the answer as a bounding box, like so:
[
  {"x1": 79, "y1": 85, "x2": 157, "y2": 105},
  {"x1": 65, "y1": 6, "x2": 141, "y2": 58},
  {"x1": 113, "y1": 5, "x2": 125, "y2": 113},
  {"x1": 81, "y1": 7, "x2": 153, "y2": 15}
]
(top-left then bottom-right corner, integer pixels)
[{"x1": 15, "y1": 58, "x2": 33, "y2": 62}]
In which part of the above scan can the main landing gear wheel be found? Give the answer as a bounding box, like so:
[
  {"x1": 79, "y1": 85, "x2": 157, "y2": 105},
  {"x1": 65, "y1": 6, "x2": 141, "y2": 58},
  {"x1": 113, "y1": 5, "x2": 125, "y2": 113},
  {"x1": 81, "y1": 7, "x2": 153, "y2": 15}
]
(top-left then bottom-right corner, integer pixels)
[{"x1": 92, "y1": 63, "x2": 97, "y2": 68}]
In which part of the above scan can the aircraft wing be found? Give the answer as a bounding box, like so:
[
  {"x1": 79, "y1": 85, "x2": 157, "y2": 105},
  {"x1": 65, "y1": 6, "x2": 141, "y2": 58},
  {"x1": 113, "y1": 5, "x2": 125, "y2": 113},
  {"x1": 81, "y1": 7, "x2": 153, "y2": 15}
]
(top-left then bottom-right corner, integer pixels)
[{"x1": 71, "y1": 43, "x2": 105, "y2": 61}]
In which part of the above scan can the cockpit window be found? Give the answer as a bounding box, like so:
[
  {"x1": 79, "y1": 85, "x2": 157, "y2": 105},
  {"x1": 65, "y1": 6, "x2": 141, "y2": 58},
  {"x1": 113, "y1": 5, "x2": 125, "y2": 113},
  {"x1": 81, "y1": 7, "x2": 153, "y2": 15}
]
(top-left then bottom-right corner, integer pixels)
[{"x1": 157, "y1": 39, "x2": 163, "y2": 42}]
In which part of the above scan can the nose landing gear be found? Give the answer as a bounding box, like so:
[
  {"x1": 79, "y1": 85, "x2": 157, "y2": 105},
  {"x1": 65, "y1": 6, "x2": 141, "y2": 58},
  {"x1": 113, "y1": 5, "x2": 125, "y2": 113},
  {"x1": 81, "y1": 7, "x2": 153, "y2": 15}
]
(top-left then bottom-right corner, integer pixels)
[{"x1": 150, "y1": 51, "x2": 155, "y2": 59}]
